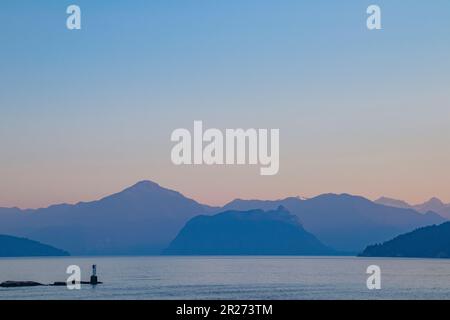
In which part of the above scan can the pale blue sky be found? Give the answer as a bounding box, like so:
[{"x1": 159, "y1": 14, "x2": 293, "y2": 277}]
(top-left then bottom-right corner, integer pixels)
[{"x1": 1, "y1": 1, "x2": 450, "y2": 208}]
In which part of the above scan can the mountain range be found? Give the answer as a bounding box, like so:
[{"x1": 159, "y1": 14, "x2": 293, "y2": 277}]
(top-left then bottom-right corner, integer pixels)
[
  {"x1": 0, "y1": 181, "x2": 214, "y2": 255},
  {"x1": 164, "y1": 206, "x2": 334, "y2": 255},
  {"x1": 375, "y1": 197, "x2": 450, "y2": 220},
  {"x1": 221, "y1": 195, "x2": 444, "y2": 252},
  {"x1": 0, "y1": 180, "x2": 446, "y2": 255}
]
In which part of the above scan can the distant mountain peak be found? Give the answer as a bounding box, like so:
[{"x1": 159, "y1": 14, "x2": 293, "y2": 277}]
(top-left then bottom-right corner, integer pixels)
[
  {"x1": 375, "y1": 197, "x2": 412, "y2": 209},
  {"x1": 413, "y1": 197, "x2": 448, "y2": 216},
  {"x1": 376, "y1": 196, "x2": 409, "y2": 203},
  {"x1": 126, "y1": 180, "x2": 162, "y2": 190},
  {"x1": 312, "y1": 193, "x2": 370, "y2": 203},
  {"x1": 423, "y1": 197, "x2": 444, "y2": 206},
  {"x1": 114, "y1": 180, "x2": 188, "y2": 200},
  {"x1": 374, "y1": 196, "x2": 450, "y2": 220}
]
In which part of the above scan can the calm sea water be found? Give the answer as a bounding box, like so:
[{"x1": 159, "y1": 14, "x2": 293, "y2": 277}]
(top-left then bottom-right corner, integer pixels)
[{"x1": 0, "y1": 256, "x2": 449, "y2": 300}]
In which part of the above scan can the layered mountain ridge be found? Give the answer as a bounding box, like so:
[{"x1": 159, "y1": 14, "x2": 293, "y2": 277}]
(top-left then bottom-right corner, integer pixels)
[{"x1": 0, "y1": 180, "x2": 445, "y2": 255}]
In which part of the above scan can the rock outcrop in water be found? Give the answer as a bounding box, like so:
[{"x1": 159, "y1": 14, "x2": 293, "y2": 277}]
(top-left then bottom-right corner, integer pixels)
[
  {"x1": 0, "y1": 280, "x2": 103, "y2": 288},
  {"x1": 0, "y1": 281, "x2": 44, "y2": 288}
]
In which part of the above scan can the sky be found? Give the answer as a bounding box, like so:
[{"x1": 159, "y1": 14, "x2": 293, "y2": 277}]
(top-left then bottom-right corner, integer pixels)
[{"x1": 1, "y1": 0, "x2": 450, "y2": 208}]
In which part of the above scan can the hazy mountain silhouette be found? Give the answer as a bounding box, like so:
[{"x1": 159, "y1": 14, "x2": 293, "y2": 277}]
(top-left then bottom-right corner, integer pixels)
[
  {"x1": 1, "y1": 181, "x2": 445, "y2": 255},
  {"x1": 414, "y1": 198, "x2": 450, "y2": 218},
  {"x1": 374, "y1": 197, "x2": 412, "y2": 210},
  {"x1": 164, "y1": 206, "x2": 334, "y2": 255},
  {"x1": 375, "y1": 197, "x2": 450, "y2": 220},
  {"x1": 0, "y1": 234, "x2": 69, "y2": 257},
  {"x1": 222, "y1": 194, "x2": 445, "y2": 252},
  {"x1": 222, "y1": 197, "x2": 303, "y2": 212},
  {"x1": 359, "y1": 222, "x2": 450, "y2": 258},
  {"x1": 0, "y1": 181, "x2": 214, "y2": 255}
]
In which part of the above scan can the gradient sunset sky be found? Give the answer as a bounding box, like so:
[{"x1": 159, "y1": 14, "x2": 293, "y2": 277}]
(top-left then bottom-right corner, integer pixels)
[{"x1": 1, "y1": 0, "x2": 449, "y2": 208}]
